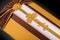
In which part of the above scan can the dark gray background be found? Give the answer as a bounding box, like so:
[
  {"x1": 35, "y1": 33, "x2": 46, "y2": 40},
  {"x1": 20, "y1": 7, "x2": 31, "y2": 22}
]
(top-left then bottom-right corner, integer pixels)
[
  {"x1": 0, "y1": 29, "x2": 14, "y2": 40},
  {"x1": 32, "y1": 0, "x2": 60, "y2": 19}
]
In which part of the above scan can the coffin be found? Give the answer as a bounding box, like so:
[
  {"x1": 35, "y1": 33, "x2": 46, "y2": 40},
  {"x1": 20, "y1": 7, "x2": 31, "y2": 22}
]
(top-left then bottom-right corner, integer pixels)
[{"x1": 0, "y1": 0, "x2": 60, "y2": 40}]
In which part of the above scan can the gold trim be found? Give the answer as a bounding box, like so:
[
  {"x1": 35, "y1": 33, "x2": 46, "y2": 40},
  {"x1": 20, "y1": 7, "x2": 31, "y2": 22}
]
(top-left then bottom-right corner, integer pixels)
[{"x1": 26, "y1": 13, "x2": 37, "y2": 23}]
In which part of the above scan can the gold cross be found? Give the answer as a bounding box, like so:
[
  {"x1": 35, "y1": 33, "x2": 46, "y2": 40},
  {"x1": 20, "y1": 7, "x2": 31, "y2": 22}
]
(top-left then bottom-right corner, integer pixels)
[{"x1": 26, "y1": 13, "x2": 37, "y2": 23}]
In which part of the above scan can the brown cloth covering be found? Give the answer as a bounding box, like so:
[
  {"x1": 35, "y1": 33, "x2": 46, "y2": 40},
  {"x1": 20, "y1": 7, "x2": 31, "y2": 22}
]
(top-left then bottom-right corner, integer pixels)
[
  {"x1": 0, "y1": 9, "x2": 13, "y2": 28},
  {"x1": 0, "y1": 0, "x2": 31, "y2": 28}
]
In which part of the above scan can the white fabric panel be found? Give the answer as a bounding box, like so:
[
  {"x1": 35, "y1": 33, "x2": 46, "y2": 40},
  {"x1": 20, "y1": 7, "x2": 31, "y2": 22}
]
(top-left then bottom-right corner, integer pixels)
[{"x1": 13, "y1": 4, "x2": 60, "y2": 40}]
